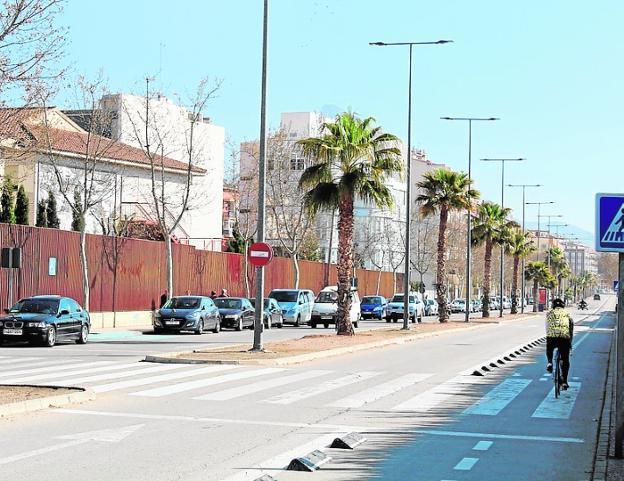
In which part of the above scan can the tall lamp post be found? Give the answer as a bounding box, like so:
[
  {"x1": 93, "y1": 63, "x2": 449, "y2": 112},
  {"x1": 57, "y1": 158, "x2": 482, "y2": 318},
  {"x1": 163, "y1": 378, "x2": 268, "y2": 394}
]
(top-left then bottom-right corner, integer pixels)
[
  {"x1": 526, "y1": 201, "x2": 555, "y2": 260},
  {"x1": 481, "y1": 158, "x2": 524, "y2": 317},
  {"x1": 507, "y1": 183, "x2": 542, "y2": 312},
  {"x1": 252, "y1": 0, "x2": 269, "y2": 352},
  {"x1": 441, "y1": 117, "x2": 499, "y2": 322},
  {"x1": 370, "y1": 39, "x2": 452, "y2": 330}
]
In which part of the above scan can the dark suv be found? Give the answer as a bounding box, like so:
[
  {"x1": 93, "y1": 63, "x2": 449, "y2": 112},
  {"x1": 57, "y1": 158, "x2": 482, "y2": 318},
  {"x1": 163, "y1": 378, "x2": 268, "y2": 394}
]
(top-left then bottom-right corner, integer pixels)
[{"x1": 0, "y1": 296, "x2": 90, "y2": 347}]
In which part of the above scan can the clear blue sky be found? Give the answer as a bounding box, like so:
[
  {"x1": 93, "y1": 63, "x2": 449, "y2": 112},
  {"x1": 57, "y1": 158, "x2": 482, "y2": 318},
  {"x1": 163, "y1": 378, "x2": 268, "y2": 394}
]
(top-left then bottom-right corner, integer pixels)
[{"x1": 60, "y1": 0, "x2": 624, "y2": 237}]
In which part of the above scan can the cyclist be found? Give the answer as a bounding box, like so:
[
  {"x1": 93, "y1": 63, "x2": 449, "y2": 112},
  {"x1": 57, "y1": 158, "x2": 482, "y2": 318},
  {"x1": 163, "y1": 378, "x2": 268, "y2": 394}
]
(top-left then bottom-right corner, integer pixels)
[{"x1": 545, "y1": 298, "x2": 574, "y2": 390}]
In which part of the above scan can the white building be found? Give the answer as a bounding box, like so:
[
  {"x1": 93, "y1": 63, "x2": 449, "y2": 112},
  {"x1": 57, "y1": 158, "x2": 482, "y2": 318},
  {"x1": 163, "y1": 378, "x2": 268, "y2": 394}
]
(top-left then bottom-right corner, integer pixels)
[
  {"x1": 0, "y1": 107, "x2": 220, "y2": 249},
  {"x1": 94, "y1": 93, "x2": 226, "y2": 250}
]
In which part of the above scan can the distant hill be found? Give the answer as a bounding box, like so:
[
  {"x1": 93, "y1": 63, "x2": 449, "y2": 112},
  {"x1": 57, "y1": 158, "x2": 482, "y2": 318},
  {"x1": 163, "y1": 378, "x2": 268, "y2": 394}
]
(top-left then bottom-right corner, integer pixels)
[{"x1": 525, "y1": 222, "x2": 594, "y2": 246}]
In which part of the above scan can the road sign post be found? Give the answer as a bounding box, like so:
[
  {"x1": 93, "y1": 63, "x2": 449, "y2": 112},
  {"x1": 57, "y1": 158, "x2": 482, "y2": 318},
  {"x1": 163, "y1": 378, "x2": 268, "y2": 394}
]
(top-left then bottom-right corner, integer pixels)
[{"x1": 596, "y1": 193, "x2": 624, "y2": 458}]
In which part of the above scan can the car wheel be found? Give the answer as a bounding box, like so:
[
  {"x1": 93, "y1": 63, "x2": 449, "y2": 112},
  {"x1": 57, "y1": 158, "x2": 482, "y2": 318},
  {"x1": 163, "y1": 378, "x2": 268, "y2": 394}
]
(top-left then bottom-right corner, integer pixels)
[
  {"x1": 236, "y1": 318, "x2": 243, "y2": 331},
  {"x1": 154, "y1": 327, "x2": 165, "y2": 335},
  {"x1": 385, "y1": 317, "x2": 391, "y2": 323},
  {"x1": 294, "y1": 315, "x2": 301, "y2": 327},
  {"x1": 392, "y1": 318, "x2": 397, "y2": 323},
  {"x1": 353, "y1": 321, "x2": 359, "y2": 328},
  {"x1": 311, "y1": 322, "x2": 317, "y2": 328},
  {"x1": 212, "y1": 318, "x2": 221, "y2": 334},
  {"x1": 76, "y1": 324, "x2": 89, "y2": 344},
  {"x1": 195, "y1": 319, "x2": 204, "y2": 335},
  {"x1": 44, "y1": 326, "x2": 56, "y2": 347},
  {"x1": 277, "y1": 316, "x2": 284, "y2": 328}
]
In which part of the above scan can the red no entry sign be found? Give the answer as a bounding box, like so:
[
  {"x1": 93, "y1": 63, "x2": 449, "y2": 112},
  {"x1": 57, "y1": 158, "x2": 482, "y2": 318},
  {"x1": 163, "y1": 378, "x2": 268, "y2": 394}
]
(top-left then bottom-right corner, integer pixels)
[{"x1": 248, "y1": 242, "x2": 274, "y2": 267}]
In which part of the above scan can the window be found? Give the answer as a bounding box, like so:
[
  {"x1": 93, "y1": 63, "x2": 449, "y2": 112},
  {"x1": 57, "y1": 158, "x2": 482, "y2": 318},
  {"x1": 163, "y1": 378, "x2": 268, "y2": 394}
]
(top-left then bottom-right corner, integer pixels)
[
  {"x1": 290, "y1": 154, "x2": 305, "y2": 171},
  {"x1": 69, "y1": 299, "x2": 82, "y2": 313},
  {"x1": 59, "y1": 299, "x2": 71, "y2": 313}
]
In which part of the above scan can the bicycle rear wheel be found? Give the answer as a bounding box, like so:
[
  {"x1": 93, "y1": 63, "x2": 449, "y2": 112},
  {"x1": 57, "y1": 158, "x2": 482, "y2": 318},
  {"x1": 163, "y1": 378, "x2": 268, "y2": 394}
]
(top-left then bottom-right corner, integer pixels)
[{"x1": 553, "y1": 348, "x2": 561, "y2": 398}]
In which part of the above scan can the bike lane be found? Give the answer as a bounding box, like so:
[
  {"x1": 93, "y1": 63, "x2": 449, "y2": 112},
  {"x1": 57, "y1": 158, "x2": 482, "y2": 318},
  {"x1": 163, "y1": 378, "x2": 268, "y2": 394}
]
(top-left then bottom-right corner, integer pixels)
[{"x1": 372, "y1": 311, "x2": 614, "y2": 481}]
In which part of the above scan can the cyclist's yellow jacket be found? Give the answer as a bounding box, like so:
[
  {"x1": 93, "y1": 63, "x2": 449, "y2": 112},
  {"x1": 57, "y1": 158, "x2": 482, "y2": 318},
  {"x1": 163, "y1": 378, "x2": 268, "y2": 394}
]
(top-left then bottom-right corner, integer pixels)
[{"x1": 546, "y1": 308, "x2": 573, "y2": 339}]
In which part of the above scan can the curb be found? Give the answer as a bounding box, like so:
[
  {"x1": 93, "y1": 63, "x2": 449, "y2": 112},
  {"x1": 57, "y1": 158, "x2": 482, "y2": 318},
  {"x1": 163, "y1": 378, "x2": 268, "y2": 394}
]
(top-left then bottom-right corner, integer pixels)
[
  {"x1": 0, "y1": 385, "x2": 95, "y2": 417},
  {"x1": 465, "y1": 337, "x2": 547, "y2": 376},
  {"x1": 591, "y1": 334, "x2": 615, "y2": 481},
  {"x1": 144, "y1": 322, "x2": 498, "y2": 366}
]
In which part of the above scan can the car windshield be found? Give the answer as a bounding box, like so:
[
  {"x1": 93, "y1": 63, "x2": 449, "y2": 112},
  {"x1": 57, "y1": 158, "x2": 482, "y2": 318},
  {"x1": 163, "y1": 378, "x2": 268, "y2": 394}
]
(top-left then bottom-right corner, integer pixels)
[
  {"x1": 10, "y1": 298, "x2": 59, "y2": 314},
  {"x1": 163, "y1": 297, "x2": 201, "y2": 309},
  {"x1": 270, "y1": 291, "x2": 298, "y2": 302},
  {"x1": 362, "y1": 297, "x2": 381, "y2": 305},
  {"x1": 454, "y1": 299, "x2": 465, "y2": 304},
  {"x1": 316, "y1": 291, "x2": 338, "y2": 303},
  {"x1": 250, "y1": 299, "x2": 272, "y2": 308},
  {"x1": 214, "y1": 298, "x2": 242, "y2": 309},
  {"x1": 426, "y1": 300, "x2": 435, "y2": 305},
  {"x1": 391, "y1": 295, "x2": 416, "y2": 303}
]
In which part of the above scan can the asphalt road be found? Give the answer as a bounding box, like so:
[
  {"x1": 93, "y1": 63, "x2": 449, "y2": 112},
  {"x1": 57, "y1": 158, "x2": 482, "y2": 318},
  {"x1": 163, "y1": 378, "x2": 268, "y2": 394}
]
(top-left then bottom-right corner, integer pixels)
[{"x1": 0, "y1": 297, "x2": 613, "y2": 481}]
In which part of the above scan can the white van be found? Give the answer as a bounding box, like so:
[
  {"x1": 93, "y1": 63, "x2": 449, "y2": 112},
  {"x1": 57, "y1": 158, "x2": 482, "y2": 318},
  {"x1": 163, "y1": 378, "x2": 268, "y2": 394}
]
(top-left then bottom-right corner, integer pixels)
[{"x1": 310, "y1": 286, "x2": 360, "y2": 329}]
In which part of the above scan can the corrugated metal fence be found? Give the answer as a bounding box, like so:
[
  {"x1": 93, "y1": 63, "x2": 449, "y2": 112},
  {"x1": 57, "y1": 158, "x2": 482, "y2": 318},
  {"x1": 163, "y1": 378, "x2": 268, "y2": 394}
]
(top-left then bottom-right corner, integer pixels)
[{"x1": 0, "y1": 224, "x2": 401, "y2": 312}]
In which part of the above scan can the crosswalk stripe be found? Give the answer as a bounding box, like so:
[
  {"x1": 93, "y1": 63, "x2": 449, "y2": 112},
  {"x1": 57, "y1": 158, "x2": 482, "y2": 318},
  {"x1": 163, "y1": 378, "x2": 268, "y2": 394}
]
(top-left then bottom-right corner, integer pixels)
[
  {"x1": 392, "y1": 378, "x2": 466, "y2": 412},
  {"x1": 327, "y1": 373, "x2": 434, "y2": 408},
  {"x1": 0, "y1": 357, "x2": 43, "y2": 365},
  {"x1": 464, "y1": 379, "x2": 532, "y2": 416},
  {"x1": 0, "y1": 361, "x2": 113, "y2": 379},
  {"x1": 532, "y1": 382, "x2": 581, "y2": 419},
  {"x1": 262, "y1": 371, "x2": 381, "y2": 405},
  {"x1": 193, "y1": 370, "x2": 332, "y2": 401},
  {"x1": 93, "y1": 365, "x2": 239, "y2": 393},
  {"x1": 0, "y1": 362, "x2": 142, "y2": 384},
  {"x1": 42, "y1": 363, "x2": 185, "y2": 386},
  {"x1": 130, "y1": 368, "x2": 285, "y2": 398}
]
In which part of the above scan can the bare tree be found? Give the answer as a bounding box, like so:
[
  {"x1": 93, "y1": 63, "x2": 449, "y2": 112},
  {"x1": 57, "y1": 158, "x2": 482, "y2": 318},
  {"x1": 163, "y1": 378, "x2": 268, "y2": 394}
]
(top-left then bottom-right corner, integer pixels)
[
  {"x1": 383, "y1": 218, "x2": 406, "y2": 294},
  {"x1": 39, "y1": 75, "x2": 120, "y2": 310},
  {"x1": 355, "y1": 219, "x2": 385, "y2": 294},
  {"x1": 265, "y1": 130, "x2": 316, "y2": 288},
  {"x1": 411, "y1": 214, "x2": 437, "y2": 293},
  {"x1": 0, "y1": 0, "x2": 66, "y2": 106},
  {"x1": 125, "y1": 77, "x2": 220, "y2": 300}
]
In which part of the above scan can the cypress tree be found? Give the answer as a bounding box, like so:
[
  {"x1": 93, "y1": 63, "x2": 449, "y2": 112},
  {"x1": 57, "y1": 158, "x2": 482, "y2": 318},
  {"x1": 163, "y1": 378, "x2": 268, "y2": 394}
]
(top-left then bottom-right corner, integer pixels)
[
  {"x1": 46, "y1": 191, "x2": 60, "y2": 228},
  {"x1": 36, "y1": 199, "x2": 48, "y2": 227},
  {"x1": 71, "y1": 189, "x2": 85, "y2": 232},
  {"x1": 15, "y1": 185, "x2": 29, "y2": 225},
  {"x1": 0, "y1": 178, "x2": 15, "y2": 224}
]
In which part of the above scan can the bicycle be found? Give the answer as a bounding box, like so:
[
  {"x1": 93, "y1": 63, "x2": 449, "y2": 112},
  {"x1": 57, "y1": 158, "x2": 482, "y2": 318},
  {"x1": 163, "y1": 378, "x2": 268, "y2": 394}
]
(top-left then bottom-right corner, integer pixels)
[{"x1": 552, "y1": 347, "x2": 563, "y2": 398}]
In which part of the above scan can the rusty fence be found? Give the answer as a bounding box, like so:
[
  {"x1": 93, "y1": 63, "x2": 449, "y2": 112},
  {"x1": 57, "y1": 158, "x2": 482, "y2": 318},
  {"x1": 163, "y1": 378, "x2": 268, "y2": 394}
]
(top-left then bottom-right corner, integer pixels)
[{"x1": 0, "y1": 224, "x2": 402, "y2": 312}]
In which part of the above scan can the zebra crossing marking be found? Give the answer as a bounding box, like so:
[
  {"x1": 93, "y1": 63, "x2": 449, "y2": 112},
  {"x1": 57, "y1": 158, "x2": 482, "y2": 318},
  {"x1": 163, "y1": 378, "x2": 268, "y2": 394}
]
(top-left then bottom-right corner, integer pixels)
[
  {"x1": 532, "y1": 382, "x2": 581, "y2": 419},
  {"x1": 0, "y1": 360, "x2": 114, "y2": 379},
  {"x1": 464, "y1": 379, "x2": 532, "y2": 416},
  {"x1": 327, "y1": 373, "x2": 434, "y2": 408},
  {"x1": 0, "y1": 356, "x2": 43, "y2": 365},
  {"x1": 1, "y1": 361, "x2": 142, "y2": 384},
  {"x1": 193, "y1": 370, "x2": 332, "y2": 401},
  {"x1": 262, "y1": 371, "x2": 381, "y2": 405},
  {"x1": 130, "y1": 367, "x2": 285, "y2": 398},
  {"x1": 42, "y1": 363, "x2": 185, "y2": 386},
  {"x1": 93, "y1": 364, "x2": 239, "y2": 393}
]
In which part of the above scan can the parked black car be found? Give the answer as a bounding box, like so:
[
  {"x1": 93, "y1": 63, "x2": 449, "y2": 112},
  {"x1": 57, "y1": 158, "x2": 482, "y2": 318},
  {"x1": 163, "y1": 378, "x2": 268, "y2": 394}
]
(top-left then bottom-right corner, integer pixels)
[
  {"x1": 250, "y1": 298, "x2": 284, "y2": 328},
  {"x1": 0, "y1": 296, "x2": 90, "y2": 347},
  {"x1": 153, "y1": 296, "x2": 220, "y2": 334},
  {"x1": 593, "y1": 293, "x2": 601, "y2": 300},
  {"x1": 214, "y1": 297, "x2": 255, "y2": 331}
]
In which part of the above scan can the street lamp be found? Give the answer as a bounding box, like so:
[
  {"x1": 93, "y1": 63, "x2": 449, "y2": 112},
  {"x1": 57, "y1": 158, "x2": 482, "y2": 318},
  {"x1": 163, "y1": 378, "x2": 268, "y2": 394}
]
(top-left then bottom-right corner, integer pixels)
[
  {"x1": 370, "y1": 39, "x2": 452, "y2": 330},
  {"x1": 481, "y1": 158, "x2": 525, "y2": 317},
  {"x1": 526, "y1": 201, "x2": 555, "y2": 260},
  {"x1": 252, "y1": 0, "x2": 269, "y2": 352},
  {"x1": 507, "y1": 184, "x2": 542, "y2": 312},
  {"x1": 441, "y1": 117, "x2": 499, "y2": 322}
]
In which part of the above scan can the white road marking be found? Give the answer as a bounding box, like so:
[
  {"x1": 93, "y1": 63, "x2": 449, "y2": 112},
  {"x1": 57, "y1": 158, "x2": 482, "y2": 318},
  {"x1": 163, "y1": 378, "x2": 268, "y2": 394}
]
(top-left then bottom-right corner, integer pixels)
[
  {"x1": 472, "y1": 440, "x2": 493, "y2": 451},
  {"x1": 392, "y1": 378, "x2": 466, "y2": 412},
  {"x1": 532, "y1": 382, "x2": 581, "y2": 419},
  {"x1": 0, "y1": 356, "x2": 43, "y2": 365},
  {"x1": 93, "y1": 364, "x2": 239, "y2": 393},
  {"x1": 220, "y1": 432, "x2": 341, "y2": 481},
  {"x1": 0, "y1": 424, "x2": 143, "y2": 466},
  {"x1": 0, "y1": 361, "x2": 142, "y2": 383},
  {"x1": 413, "y1": 428, "x2": 583, "y2": 443},
  {"x1": 43, "y1": 363, "x2": 185, "y2": 385},
  {"x1": 327, "y1": 373, "x2": 434, "y2": 408},
  {"x1": 262, "y1": 371, "x2": 381, "y2": 405},
  {"x1": 454, "y1": 457, "x2": 479, "y2": 470},
  {"x1": 0, "y1": 360, "x2": 114, "y2": 379},
  {"x1": 130, "y1": 367, "x2": 285, "y2": 397},
  {"x1": 464, "y1": 379, "x2": 531, "y2": 416},
  {"x1": 193, "y1": 369, "x2": 331, "y2": 401}
]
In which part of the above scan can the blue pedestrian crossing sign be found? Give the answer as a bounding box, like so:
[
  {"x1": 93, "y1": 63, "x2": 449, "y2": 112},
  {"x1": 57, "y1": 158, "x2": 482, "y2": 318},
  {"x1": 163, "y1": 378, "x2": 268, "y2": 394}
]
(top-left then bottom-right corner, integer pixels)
[{"x1": 596, "y1": 193, "x2": 624, "y2": 252}]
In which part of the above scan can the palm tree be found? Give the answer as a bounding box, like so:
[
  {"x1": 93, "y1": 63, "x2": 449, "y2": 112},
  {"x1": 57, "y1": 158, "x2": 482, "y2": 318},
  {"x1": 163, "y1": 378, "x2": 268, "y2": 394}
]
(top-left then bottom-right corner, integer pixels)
[
  {"x1": 416, "y1": 168, "x2": 480, "y2": 322},
  {"x1": 298, "y1": 112, "x2": 403, "y2": 335},
  {"x1": 505, "y1": 229, "x2": 535, "y2": 314},
  {"x1": 471, "y1": 201, "x2": 513, "y2": 318},
  {"x1": 525, "y1": 261, "x2": 554, "y2": 312}
]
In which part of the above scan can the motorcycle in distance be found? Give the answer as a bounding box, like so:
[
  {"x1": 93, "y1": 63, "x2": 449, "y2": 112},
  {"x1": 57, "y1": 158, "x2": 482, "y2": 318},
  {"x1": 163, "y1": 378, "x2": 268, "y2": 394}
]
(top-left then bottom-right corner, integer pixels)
[{"x1": 578, "y1": 300, "x2": 588, "y2": 310}]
